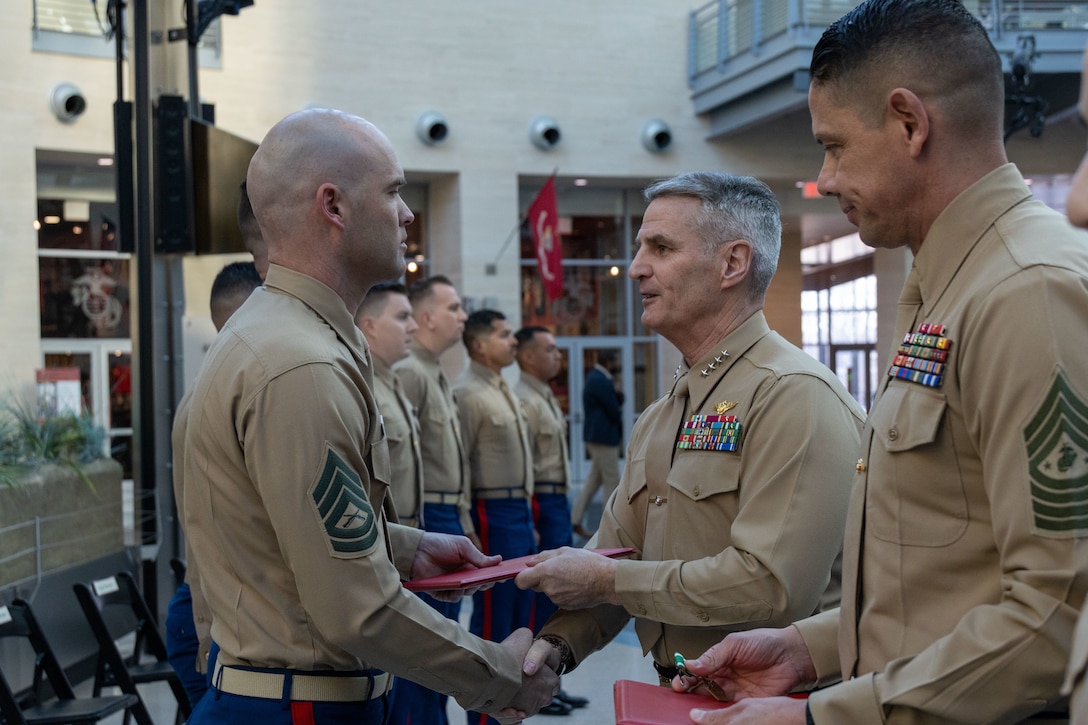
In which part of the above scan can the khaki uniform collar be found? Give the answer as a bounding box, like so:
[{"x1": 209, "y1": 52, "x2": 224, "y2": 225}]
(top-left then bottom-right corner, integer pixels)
[
  {"x1": 373, "y1": 355, "x2": 396, "y2": 385},
  {"x1": 263, "y1": 264, "x2": 371, "y2": 366},
  {"x1": 914, "y1": 163, "x2": 1031, "y2": 311},
  {"x1": 408, "y1": 340, "x2": 442, "y2": 367},
  {"x1": 681, "y1": 310, "x2": 771, "y2": 408},
  {"x1": 469, "y1": 359, "x2": 504, "y2": 385},
  {"x1": 519, "y1": 371, "x2": 553, "y2": 399}
]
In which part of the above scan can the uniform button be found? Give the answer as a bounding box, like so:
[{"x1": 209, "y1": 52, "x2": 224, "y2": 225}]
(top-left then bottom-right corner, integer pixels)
[
  {"x1": 692, "y1": 486, "x2": 701, "y2": 497},
  {"x1": 855, "y1": 458, "x2": 866, "y2": 473},
  {"x1": 653, "y1": 496, "x2": 667, "y2": 506},
  {"x1": 698, "y1": 612, "x2": 709, "y2": 622},
  {"x1": 636, "y1": 603, "x2": 647, "y2": 615},
  {"x1": 888, "y1": 426, "x2": 899, "y2": 441},
  {"x1": 483, "y1": 700, "x2": 492, "y2": 708}
]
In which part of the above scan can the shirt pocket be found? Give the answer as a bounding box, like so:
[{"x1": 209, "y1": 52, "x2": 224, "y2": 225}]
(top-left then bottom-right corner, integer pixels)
[
  {"x1": 867, "y1": 383, "x2": 968, "y2": 546},
  {"x1": 667, "y1": 450, "x2": 741, "y2": 501}
]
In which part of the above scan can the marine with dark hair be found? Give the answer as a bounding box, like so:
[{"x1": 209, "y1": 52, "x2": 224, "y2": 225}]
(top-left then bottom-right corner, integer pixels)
[
  {"x1": 454, "y1": 309, "x2": 537, "y2": 725},
  {"x1": 670, "y1": 2, "x2": 1088, "y2": 723}
]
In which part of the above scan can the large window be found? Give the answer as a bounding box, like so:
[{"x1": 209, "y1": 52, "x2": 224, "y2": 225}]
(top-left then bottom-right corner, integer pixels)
[
  {"x1": 33, "y1": 0, "x2": 222, "y2": 62},
  {"x1": 801, "y1": 232, "x2": 878, "y2": 409}
]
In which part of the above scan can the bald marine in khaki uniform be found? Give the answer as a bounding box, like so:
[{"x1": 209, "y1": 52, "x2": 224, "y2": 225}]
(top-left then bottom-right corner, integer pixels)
[
  {"x1": 180, "y1": 108, "x2": 557, "y2": 725},
  {"x1": 518, "y1": 172, "x2": 864, "y2": 684}
]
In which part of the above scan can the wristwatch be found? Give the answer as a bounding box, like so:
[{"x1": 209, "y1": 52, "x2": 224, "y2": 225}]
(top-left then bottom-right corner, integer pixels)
[{"x1": 536, "y1": 635, "x2": 574, "y2": 675}]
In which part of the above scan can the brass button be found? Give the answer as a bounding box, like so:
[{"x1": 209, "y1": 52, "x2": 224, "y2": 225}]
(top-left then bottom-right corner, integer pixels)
[
  {"x1": 888, "y1": 426, "x2": 899, "y2": 441},
  {"x1": 698, "y1": 612, "x2": 709, "y2": 622},
  {"x1": 653, "y1": 496, "x2": 667, "y2": 506},
  {"x1": 855, "y1": 458, "x2": 866, "y2": 473}
]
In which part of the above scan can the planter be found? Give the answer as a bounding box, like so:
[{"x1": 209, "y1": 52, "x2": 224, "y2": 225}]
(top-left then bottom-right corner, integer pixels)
[{"x1": 0, "y1": 458, "x2": 125, "y2": 589}]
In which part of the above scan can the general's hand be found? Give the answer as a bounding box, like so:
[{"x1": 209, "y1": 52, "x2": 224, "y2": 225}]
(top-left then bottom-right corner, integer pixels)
[
  {"x1": 513, "y1": 546, "x2": 620, "y2": 608},
  {"x1": 495, "y1": 628, "x2": 559, "y2": 722},
  {"x1": 409, "y1": 532, "x2": 499, "y2": 581},
  {"x1": 672, "y1": 626, "x2": 816, "y2": 701},
  {"x1": 687, "y1": 695, "x2": 808, "y2": 725}
]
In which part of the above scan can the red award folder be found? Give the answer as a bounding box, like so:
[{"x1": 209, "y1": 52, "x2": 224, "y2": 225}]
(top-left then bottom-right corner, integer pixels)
[
  {"x1": 613, "y1": 680, "x2": 808, "y2": 725},
  {"x1": 404, "y1": 547, "x2": 636, "y2": 592},
  {"x1": 614, "y1": 680, "x2": 731, "y2": 724}
]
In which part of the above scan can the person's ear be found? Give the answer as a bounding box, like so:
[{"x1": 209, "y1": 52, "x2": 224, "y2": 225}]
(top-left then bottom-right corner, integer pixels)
[
  {"x1": 887, "y1": 88, "x2": 929, "y2": 158},
  {"x1": 317, "y1": 183, "x2": 346, "y2": 230},
  {"x1": 719, "y1": 239, "x2": 753, "y2": 291}
]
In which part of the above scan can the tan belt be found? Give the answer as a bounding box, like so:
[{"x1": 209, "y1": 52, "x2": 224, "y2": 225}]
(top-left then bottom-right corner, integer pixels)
[
  {"x1": 423, "y1": 491, "x2": 462, "y2": 504},
  {"x1": 212, "y1": 662, "x2": 391, "y2": 702},
  {"x1": 533, "y1": 483, "x2": 567, "y2": 495},
  {"x1": 474, "y1": 488, "x2": 528, "y2": 500}
]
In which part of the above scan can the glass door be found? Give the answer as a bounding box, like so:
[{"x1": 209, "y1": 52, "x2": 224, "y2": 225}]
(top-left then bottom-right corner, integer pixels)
[{"x1": 40, "y1": 339, "x2": 133, "y2": 477}]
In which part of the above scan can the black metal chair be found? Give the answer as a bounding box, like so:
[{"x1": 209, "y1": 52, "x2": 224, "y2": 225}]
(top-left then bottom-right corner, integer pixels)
[
  {"x1": 0, "y1": 598, "x2": 139, "y2": 725},
  {"x1": 73, "y1": 572, "x2": 191, "y2": 725}
]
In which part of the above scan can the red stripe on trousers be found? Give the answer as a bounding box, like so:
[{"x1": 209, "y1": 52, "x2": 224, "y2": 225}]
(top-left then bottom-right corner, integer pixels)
[
  {"x1": 474, "y1": 499, "x2": 493, "y2": 641},
  {"x1": 290, "y1": 702, "x2": 315, "y2": 725}
]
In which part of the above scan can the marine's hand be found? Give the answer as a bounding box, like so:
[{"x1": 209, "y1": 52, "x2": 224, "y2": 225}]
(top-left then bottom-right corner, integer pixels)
[
  {"x1": 499, "y1": 628, "x2": 559, "y2": 720},
  {"x1": 410, "y1": 531, "x2": 499, "y2": 580},
  {"x1": 672, "y1": 626, "x2": 815, "y2": 701},
  {"x1": 514, "y1": 546, "x2": 620, "y2": 608},
  {"x1": 687, "y1": 695, "x2": 808, "y2": 725}
]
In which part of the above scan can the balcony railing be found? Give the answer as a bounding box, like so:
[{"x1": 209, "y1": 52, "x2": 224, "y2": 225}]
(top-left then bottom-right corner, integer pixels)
[{"x1": 689, "y1": 0, "x2": 1088, "y2": 84}]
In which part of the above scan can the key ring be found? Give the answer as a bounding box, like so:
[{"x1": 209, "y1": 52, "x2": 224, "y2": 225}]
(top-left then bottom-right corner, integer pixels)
[{"x1": 674, "y1": 652, "x2": 729, "y2": 702}]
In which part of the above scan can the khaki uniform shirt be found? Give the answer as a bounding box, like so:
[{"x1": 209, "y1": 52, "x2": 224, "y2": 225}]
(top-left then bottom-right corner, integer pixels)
[
  {"x1": 170, "y1": 388, "x2": 212, "y2": 672},
  {"x1": 453, "y1": 361, "x2": 534, "y2": 498},
  {"x1": 797, "y1": 164, "x2": 1088, "y2": 724},
  {"x1": 541, "y1": 312, "x2": 864, "y2": 667},
  {"x1": 373, "y1": 357, "x2": 424, "y2": 528},
  {"x1": 181, "y1": 265, "x2": 521, "y2": 713},
  {"x1": 395, "y1": 344, "x2": 474, "y2": 535},
  {"x1": 515, "y1": 372, "x2": 570, "y2": 489}
]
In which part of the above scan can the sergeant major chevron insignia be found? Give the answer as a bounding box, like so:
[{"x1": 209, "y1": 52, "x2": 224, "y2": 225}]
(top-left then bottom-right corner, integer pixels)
[{"x1": 1024, "y1": 369, "x2": 1088, "y2": 537}]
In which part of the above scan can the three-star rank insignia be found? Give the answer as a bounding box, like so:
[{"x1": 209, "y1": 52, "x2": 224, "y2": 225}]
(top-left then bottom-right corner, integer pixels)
[
  {"x1": 311, "y1": 446, "x2": 379, "y2": 556},
  {"x1": 888, "y1": 322, "x2": 952, "y2": 388},
  {"x1": 1024, "y1": 370, "x2": 1088, "y2": 537}
]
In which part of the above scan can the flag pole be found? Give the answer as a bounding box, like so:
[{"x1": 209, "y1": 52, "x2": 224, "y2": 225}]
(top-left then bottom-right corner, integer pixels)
[{"x1": 485, "y1": 168, "x2": 559, "y2": 276}]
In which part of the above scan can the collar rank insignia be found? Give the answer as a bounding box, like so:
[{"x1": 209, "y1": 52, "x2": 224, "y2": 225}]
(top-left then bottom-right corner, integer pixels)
[
  {"x1": 677, "y1": 413, "x2": 741, "y2": 453},
  {"x1": 887, "y1": 322, "x2": 953, "y2": 388}
]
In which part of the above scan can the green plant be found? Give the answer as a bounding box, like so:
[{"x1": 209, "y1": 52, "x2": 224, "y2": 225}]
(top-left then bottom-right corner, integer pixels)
[{"x1": 0, "y1": 396, "x2": 107, "y2": 491}]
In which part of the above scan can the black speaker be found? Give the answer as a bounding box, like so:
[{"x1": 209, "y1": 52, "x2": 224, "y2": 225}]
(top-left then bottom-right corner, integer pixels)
[{"x1": 155, "y1": 94, "x2": 194, "y2": 253}]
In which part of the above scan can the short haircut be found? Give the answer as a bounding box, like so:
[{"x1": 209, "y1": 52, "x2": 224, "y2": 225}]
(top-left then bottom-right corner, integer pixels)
[
  {"x1": 408, "y1": 274, "x2": 456, "y2": 307},
  {"x1": 643, "y1": 172, "x2": 781, "y2": 301},
  {"x1": 514, "y1": 326, "x2": 551, "y2": 348},
  {"x1": 357, "y1": 281, "x2": 409, "y2": 320},
  {"x1": 596, "y1": 348, "x2": 620, "y2": 367},
  {"x1": 210, "y1": 261, "x2": 262, "y2": 306},
  {"x1": 463, "y1": 309, "x2": 506, "y2": 350},
  {"x1": 810, "y1": 0, "x2": 1003, "y2": 133}
]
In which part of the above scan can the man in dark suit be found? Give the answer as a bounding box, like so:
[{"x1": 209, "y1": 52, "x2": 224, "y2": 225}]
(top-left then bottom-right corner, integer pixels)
[{"x1": 571, "y1": 348, "x2": 622, "y2": 539}]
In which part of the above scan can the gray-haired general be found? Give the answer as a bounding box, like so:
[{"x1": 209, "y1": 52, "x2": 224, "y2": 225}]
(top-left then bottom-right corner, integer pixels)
[{"x1": 517, "y1": 171, "x2": 864, "y2": 691}]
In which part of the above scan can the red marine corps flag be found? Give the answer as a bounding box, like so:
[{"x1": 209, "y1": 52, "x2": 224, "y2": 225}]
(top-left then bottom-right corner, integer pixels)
[{"x1": 528, "y1": 176, "x2": 563, "y2": 302}]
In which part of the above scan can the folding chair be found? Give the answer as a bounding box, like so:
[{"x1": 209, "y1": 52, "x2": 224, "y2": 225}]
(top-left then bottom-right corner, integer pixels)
[
  {"x1": 0, "y1": 599, "x2": 139, "y2": 725},
  {"x1": 73, "y1": 572, "x2": 192, "y2": 725}
]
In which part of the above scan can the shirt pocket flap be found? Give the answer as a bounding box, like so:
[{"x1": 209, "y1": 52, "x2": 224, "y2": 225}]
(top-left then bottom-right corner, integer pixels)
[
  {"x1": 870, "y1": 384, "x2": 946, "y2": 453},
  {"x1": 668, "y1": 450, "x2": 741, "y2": 501}
]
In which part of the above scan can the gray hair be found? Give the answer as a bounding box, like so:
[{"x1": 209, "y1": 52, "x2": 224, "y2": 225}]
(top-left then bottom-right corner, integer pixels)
[{"x1": 643, "y1": 172, "x2": 781, "y2": 300}]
